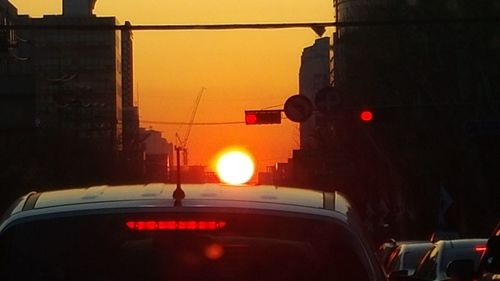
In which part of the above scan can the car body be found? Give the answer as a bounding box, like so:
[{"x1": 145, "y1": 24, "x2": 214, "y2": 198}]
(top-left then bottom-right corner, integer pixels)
[
  {"x1": 385, "y1": 241, "x2": 434, "y2": 276},
  {"x1": 477, "y1": 222, "x2": 500, "y2": 281},
  {"x1": 412, "y1": 239, "x2": 488, "y2": 281},
  {"x1": 0, "y1": 183, "x2": 387, "y2": 281},
  {"x1": 379, "y1": 238, "x2": 399, "y2": 264}
]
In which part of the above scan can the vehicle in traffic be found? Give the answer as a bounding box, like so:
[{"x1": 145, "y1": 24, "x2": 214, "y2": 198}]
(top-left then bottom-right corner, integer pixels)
[
  {"x1": 0, "y1": 184, "x2": 387, "y2": 281},
  {"x1": 384, "y1": 241, "x2": 433, "y2": 278},
  {"x1": 379, "y1": 238, "x2": 399, "y2": 264},
  {"x1": 409, "y1": 239, "x2": 487, "y2": 281},
  {"x1": 477, "y1": 222, "x2": 499, "y2": 281}
]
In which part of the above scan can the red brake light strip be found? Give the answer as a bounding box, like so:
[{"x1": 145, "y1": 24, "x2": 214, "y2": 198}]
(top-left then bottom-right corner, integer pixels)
[
  {"x1": 475, "y1": 245, "x2": 487, "y2": 252},
  {"x1": 126, "y1": 220, "x2": 227, "y2": 231}
]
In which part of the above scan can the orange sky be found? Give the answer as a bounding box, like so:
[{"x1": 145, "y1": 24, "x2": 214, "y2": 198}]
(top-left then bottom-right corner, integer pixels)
[{"x1": 10, "y1": 0, "x2": 334, "y2": 172}]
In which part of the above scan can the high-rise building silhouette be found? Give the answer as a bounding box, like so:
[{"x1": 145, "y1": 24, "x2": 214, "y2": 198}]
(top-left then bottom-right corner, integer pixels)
[
  {"x1": 299, "y1": 37, "x2": 331, "y2": 150},
  {"x1": 63, "y1": 0, "x2": 97, "y2": 17},
  {"x1": 0, "y1": 0, "x2": 140, "y2": 192},
  {"x1": 331, "y1": 0, "x2": 500, "y2": 237}
]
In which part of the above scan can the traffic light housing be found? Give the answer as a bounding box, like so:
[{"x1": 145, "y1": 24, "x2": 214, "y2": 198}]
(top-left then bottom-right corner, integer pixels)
[{"x1": 245, "y1": 110, "x2": 282, "y2": 125}]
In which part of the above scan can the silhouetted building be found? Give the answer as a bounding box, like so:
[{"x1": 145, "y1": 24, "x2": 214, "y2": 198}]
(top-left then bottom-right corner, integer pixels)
[
  {"x1": 24, "y1": 14, "x2": 124, "y2": 150},
  {"x1": 258, "y1": 166, "x2": 276, "y2": 185},
  {"x1": 0, "y1": 0, "x2": 139, "y2": 192},
  {"x1": 287, "y1": 37, "x2": 353, "y2": 192},
  {"x1": 121, "y1": 21, "x2": 141, "y2": 181},
  {"x1": 183, "y1": 165, "x2": 207, "y2": 183},
  {"x1": 1, "y1": 1, "x2": 34, "y2": 132},
  {"x1": 332, "y1": 0, "x2": 500, "y2": 237},
  {"x1": 205, "y1": 171, "x2": 219, "y2": 183},
  {"x1": 299, "y1": 37, "x2": 331, "y2": 150},
  {"x1": 141, "y1": 128, "x2": 173, "y2": 182},
  {"x1": 0, "y1": 1, "x2": 38, "y2": 212},
  {"x1": 0, "y1": 0, "x2": 16, "y2": 52},
  {"x1": 274, "y1": 162, "x2": 292, "y2": 186},
  {"x1": 63, "y1": 0, "x2": 97, "y2": 17}
]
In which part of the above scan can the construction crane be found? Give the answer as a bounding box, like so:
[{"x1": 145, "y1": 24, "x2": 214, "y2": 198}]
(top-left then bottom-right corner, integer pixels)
[{"x1": 175, "y1": 87, "x2": 205, "y2": 166}]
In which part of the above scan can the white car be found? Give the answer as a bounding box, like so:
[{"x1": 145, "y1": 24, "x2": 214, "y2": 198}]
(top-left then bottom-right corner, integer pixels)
[
  {"x1": 412, "y1": 239, "x2": 488, "y2": 281},
  {"x1": 385, "y1": 241, "x2": 433, "y2": 276},
  {"x1": 0, "y1": 184, "x2": 387, "y2": 281}
]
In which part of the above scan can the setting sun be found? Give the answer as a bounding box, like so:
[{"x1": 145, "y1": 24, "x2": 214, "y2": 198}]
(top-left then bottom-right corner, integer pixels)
[{"x1": 216, "y1": 150, "x2": 255, "y2": 185}]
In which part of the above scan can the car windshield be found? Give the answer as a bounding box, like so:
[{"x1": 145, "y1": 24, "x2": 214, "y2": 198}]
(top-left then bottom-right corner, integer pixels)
[{"x1": 0, "y1": 212, "x2": 371, "y2": 281}]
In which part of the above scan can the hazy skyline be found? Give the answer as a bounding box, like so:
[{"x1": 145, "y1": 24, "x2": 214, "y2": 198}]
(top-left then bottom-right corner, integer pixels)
[{"x1": 10, "y1": 0, "x2": 334, "y2": 172}]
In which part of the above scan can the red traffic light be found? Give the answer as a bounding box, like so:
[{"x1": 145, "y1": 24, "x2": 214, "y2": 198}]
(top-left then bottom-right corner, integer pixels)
[
  {"x1": 245, "y1": 110, "x2": 282, "y2": 125},
  {"x1": 245, "y1": 113, "x2": 258, "y2": 124},
  {"x1": 360, "y1": 110, "x2": 373, "y2": 122}
]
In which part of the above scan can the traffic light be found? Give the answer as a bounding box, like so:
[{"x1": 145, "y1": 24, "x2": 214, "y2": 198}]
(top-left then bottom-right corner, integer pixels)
[
  {"x1": 245, "y1": 110, "x2": 282, "y2": 125},
  {"x1": 360, "y1": 110, "x2": 374, "y2": 122}
]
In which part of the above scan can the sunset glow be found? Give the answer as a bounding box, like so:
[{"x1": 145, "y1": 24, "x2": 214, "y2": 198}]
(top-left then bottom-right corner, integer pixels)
[
  {"x1": 216, "y1": 150, "x2": 255, "y2": 185},
  {"x1": 9, "y1": 0, "x2": 334, "y2": 171}
]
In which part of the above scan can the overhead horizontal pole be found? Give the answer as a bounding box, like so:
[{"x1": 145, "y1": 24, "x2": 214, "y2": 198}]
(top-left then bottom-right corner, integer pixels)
[
  {"x1": 0, "y1": 17, "x2": 499, "y2": 31},
  {"x1": 1, "y1": 22, "x2": 335, "y2": 31}
]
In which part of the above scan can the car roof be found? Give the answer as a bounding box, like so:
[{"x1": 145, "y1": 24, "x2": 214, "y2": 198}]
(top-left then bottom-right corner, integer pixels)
[
  {"x1": 399, "y1": 242, "x2": 433, "y2": 250},
  {"x1": 398, "y1": 240, "x2": 433, "y2": 245},
  {"x1": 1, "y1": 184, "x2": 354, "y2": 229},
  {"x1": 437, "y1": 238, "x2": 488, "y2": 249}
]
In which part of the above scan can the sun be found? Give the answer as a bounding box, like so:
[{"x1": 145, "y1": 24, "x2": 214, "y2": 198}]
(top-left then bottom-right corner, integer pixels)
[{"x1": 216, "y1": 150, "x2": 255, "y2": 185}]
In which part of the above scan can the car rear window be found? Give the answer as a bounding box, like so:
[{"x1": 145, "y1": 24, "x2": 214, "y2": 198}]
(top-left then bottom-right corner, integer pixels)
[
  {"x1": 402, "y1": 246, "x2": 433, "y2": 270},
  {"x1": 440, "y1": 244, "x2": 486, "y2": 275},
  {"x1": 0, "y1": 212, "x2": 372, "y2": 281}
]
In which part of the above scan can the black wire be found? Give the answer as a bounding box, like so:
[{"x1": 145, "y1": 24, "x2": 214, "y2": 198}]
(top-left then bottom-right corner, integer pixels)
[
  {"x1": 141, "y1": 115, "x2": 289, "y2": 126},
  {"x1": 141, "y1": 120, "x2": 245, "y2": 126}
]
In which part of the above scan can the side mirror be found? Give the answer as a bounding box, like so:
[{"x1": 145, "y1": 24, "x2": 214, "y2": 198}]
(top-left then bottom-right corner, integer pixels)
[{"x1": 446, "y1": 259, "x2": 475, "y2": 280}]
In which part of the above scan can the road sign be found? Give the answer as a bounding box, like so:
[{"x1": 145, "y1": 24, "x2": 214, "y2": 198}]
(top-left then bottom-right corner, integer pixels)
[{"x1": 284, "y1": 95, "x2": 313, "y2": 123}]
